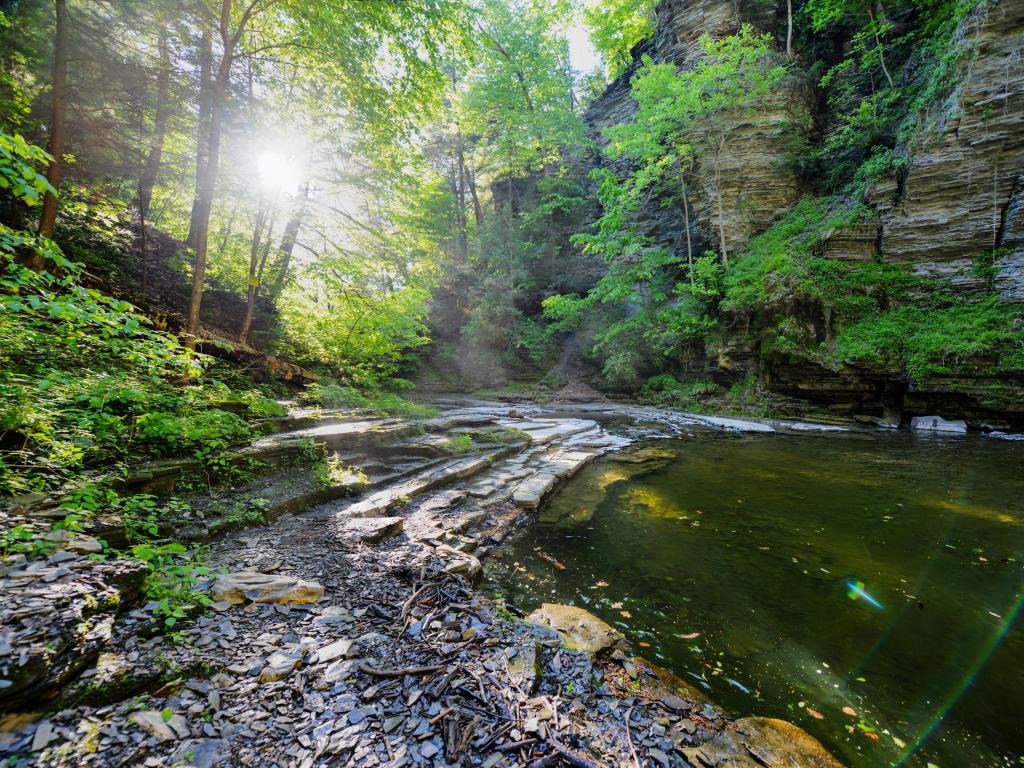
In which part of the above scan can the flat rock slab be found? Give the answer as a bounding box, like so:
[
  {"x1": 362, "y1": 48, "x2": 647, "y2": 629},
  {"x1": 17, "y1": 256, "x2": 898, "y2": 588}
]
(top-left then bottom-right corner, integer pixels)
[
  {"x1": 129, "y1": 710, "x2": 189, "y2": 742},
  {"x1": 344, "y1": 516, "x2": 404, "y2": 543},
  {"x1": 683, "y1": 414, "x2": 776, "y2": 433},
  {"x1": 259, "y1": 649, "x2": 304, "y2": 682},
  {"x1": 526, "y1": 603, "x2": 623, "y2": 654},
  {"x1": 313, "y1": 638, "x2": 357, "y2": 664},
  {"x1": 513, "y1": 472, "x2": 558, "y2": 508},
  {"x1": 212, "y1": 571, "x2": 323, "y2": 605}
]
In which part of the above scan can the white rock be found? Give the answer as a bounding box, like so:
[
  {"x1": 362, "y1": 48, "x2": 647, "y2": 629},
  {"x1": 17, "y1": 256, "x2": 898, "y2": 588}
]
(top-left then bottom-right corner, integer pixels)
[
  {"x1": 910, "y1": 415, "x2": 967, "y2": 433},
  {"x1": 314, "y1": 638, "x2": 356, "y2": 664}
]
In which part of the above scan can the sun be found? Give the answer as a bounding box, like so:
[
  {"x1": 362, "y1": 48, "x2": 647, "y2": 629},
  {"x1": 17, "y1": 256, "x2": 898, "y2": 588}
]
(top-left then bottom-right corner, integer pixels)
[{"x1": 257, "y1": 151, "x2": 302, "y2": 195}]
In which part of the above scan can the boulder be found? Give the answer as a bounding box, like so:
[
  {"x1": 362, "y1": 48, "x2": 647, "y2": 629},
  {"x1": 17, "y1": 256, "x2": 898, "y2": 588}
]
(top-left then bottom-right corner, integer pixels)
[
  {"x1": 910, "y1": 415, "x2": 967, "y2": 434},
  {"x1": 525, "y1": 603, "x2": 622, "y2": 654},
  {"x1": 211, "y1": 571, "x2": 323, "y2": 605}
]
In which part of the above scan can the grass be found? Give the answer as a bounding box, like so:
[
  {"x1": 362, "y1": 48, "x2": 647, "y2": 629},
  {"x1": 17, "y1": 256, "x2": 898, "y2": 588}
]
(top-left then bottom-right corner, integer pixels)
[{"x1": 439, "y1": 434, "x2": 476, "y2": 454}]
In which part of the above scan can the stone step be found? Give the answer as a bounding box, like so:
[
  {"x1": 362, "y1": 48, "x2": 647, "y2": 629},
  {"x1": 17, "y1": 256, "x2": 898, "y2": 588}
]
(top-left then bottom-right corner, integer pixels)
[{"x1": 335, "y1": 449, "x2": 509, "y2": 519}]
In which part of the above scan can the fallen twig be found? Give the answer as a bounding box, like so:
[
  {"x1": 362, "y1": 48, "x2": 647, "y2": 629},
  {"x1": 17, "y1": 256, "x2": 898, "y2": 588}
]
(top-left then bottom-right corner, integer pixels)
[
  {"x1": 548, "y1": 736, "x2": 612, "y2": 768},
  {"x1": 624, "y1": 706, "x2": 641, "y2": 768},
  {"x1": 357, "y1": 663, "x2": 443, "y2": 678}
]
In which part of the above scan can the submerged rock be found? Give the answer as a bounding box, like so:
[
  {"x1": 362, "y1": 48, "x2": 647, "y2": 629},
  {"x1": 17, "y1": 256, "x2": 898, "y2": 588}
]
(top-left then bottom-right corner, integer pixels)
[
  {"x1": 526, "y1": 603, "x2": 623, "y2": 654},
  {"x1": 702, "y1": 716, "x2": 844, "y2": 768},
  {"x1": 211, "y1": 571, "x2": 323, "y2": 605}
]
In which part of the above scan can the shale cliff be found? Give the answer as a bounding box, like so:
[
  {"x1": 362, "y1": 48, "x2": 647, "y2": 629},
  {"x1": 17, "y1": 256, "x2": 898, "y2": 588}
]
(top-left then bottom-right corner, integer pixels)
[{"x1": 581, "y1": 0, "x2": 1024, "y2": 428}]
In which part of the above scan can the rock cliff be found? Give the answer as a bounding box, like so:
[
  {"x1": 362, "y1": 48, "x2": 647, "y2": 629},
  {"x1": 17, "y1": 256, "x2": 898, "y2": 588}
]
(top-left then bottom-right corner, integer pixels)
[
  {"x1": 870, "y1": 0, "x2": 1024, "y2": 297},
  {"x1": 582, "y1": 0, "x2": 1024, "y2": 427}
]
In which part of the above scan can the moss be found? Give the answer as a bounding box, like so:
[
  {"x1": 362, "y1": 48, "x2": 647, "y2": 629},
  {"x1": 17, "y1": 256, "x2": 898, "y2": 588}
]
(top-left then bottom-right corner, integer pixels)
[
  {"x1": 834, "y1": 296, "x2": 1024, "y2": 380},
  {"x1": 439, "y1": 434, "x2": 476, "y2": 454}
]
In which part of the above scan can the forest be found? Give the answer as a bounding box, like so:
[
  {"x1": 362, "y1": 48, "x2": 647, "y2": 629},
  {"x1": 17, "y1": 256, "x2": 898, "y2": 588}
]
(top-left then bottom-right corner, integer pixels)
[{"x1": 1, "y1": 0, "x2": 1022, "y2": 766}]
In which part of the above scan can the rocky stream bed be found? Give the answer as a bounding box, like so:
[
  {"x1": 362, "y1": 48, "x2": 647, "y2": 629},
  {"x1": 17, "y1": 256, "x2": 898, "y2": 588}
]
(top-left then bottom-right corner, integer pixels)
[{"x1": 0, "y1": 400, "x2": 852, "y2": 767}]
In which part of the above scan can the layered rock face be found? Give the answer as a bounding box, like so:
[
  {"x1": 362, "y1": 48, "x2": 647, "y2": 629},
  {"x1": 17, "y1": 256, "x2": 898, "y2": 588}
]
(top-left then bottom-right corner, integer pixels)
[
  {"x1": 870, "y1": 0, "x2": 1024, "y2": 299},
  {"x1": 585, "y1": 0, "x2": 809, "y2": 258}
]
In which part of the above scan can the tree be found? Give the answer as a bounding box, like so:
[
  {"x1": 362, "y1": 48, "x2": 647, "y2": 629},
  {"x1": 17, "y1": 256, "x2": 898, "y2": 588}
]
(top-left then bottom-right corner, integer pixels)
[
  {"x1": 583, "y1": 0, "x2": 655, "y2": 80},
  {"x1": 183, "y1": 0, "x2": 470, "y2": 343},
  {"x1": 625, "y1": 28, "x2": 786, "y2": 268}
]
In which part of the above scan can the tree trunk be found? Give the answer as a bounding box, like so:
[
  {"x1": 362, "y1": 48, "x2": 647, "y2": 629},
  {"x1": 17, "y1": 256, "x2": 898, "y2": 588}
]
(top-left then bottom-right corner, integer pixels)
[
  {"x1": 138, "y1": 31, "x2": 171, "y2": 293},
  {"x1": 454, "y1": 127, "x2": 468, "y2": 259},
  {"x1": 138, "y1": 32, "x2": 171, "y2": 220},
  {"x1": 468, "y1": 165, "x2": 483, "y2": 226},
  {"x1": 268, "y1": 181, "x2": 308, "y2": 301},
  {"x1": 679, "y1": 171, "x2": 694, "y2": 283},
  {"x1": 36, "y1": 0, "x2": 68, "y2": 253},
  {"x1": 786, "y1": 0, "x2": 793, "y2": 55},
  {"x1": 713, "y1": 148, "x2": 729, "y2": 269},
  {"x1": 186, "y1": 27, "x2": 213, "y2": 249},
  {"x1": 187, "y1": 17, "x2": 234, "y2": 342},
  {"x1": 867, "y1": 4, "x2": 895, "y2": 89},
  {"x1": 239, "y1": 201, "x2": 271, "y2": 344}
]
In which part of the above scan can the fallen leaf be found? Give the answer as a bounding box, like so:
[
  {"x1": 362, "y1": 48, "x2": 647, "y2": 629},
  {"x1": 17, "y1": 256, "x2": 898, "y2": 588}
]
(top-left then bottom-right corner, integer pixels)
[
  {"x1": 681, "y1": 632, "x2": 701, "y2": 640},
  {"x1": 595, "y1": 581, "x2": 609, "y2": 587},
  {"x1": 639, "y1": 641, "x2": 651, "y2": 647},
  {"x1": 864, "y1": 732, "x2": 880, "y2": 742},
  {"x1": 610, "y1": 602, "x2": 623, "y2": 609},
  {"x1": 620, "y1": 610, "x2": 632, "y2": 618},
  {"x1": 842, "y1": 706, "x2": 857, "y2": 717},
  {"x1": 806, "y1": 707, "x2": 825, "y2": 720}
]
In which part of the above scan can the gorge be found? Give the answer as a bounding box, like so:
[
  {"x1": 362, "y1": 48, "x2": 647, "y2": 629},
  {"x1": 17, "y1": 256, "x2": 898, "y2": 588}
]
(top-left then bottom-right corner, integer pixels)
[{"x1": 1, "y1": 0, "x2": 1023, "y2": 766}]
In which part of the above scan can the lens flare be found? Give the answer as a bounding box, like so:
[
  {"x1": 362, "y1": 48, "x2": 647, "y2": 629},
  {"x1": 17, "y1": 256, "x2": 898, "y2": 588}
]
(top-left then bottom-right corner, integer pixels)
[{"x1": 846, "y1": 580, "x2": 885, "y2": 609}]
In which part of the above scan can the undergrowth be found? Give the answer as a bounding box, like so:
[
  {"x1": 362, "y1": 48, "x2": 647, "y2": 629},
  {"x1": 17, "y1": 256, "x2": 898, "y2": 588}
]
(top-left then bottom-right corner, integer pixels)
[{"x1": 298, "y1": 381, "x2": 438, "y2": 418}]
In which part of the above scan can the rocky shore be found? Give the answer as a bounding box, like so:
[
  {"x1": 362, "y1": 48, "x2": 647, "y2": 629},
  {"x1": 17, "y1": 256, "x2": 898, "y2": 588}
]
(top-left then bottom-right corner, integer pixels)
[{"x1": 2, "y1": 401, "x2": 845, "y2": 767}]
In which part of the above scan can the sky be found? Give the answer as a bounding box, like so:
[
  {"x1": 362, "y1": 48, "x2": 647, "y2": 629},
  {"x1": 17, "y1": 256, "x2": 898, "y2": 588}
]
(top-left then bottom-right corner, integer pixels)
[{"x1": 566, "y1": 14, "x2": 602, "y2": 74}]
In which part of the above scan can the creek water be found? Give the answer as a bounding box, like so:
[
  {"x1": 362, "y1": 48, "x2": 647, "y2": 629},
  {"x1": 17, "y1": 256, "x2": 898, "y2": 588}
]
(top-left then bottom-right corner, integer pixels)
[{"x1": 485, "y1": 429, "x2": 1024, "y2": 767}]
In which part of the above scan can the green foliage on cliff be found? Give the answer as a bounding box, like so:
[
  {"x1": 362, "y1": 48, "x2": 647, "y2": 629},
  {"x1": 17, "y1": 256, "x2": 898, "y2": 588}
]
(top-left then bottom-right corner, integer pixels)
[
  {"x1": 835, "y1": 298, "x2": 1024, "y2": 380},
  {"x1": 804, "y1": 0, "x2": 984, "y2": 192},
  {"x1": 544, "y1": 28, "x2": 786, "y2": 386},
  {"x1": 583, "y1": 0, "x2": 656, "y2": 78}
]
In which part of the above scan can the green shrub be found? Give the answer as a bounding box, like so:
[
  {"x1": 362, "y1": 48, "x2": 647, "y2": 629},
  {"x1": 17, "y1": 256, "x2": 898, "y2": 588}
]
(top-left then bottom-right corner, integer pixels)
[{"x1": 135, "y1": 410, "x2": 251, "y2": 453}]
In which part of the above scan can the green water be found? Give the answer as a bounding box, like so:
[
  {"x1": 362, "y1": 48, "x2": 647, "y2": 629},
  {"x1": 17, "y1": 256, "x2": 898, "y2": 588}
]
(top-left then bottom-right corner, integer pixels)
[{"x1": 486, "y1": 430, "x2": 1024, "y2": 767}]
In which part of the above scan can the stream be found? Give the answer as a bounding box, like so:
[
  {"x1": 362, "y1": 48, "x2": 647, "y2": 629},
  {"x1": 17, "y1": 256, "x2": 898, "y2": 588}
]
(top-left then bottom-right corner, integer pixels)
[{"x1": 485, "y1": 427, "x2": 1024, "y2": 767}]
